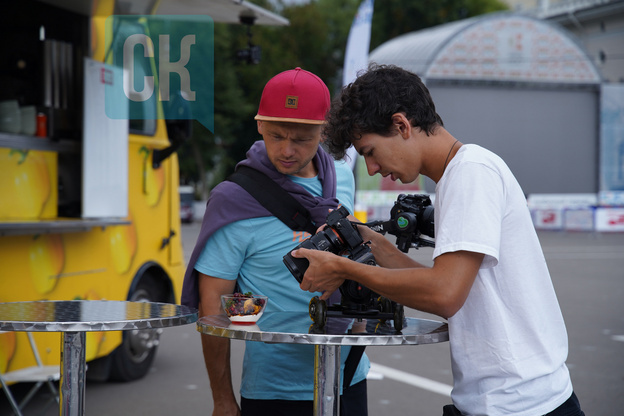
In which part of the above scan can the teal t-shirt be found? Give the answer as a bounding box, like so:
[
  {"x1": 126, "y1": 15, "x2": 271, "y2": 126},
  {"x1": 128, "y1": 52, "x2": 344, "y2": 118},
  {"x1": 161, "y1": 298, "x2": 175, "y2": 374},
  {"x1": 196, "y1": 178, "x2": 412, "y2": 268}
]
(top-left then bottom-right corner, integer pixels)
[{"x1": 195, "y1": 159, "x2": 370, "y2": 400}]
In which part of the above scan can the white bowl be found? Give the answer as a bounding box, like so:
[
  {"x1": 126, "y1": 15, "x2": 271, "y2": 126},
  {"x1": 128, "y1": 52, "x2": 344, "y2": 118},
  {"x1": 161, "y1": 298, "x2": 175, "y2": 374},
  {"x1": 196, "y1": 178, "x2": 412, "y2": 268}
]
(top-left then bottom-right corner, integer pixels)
[
  {"x1": 221, "y1": 294, "x2": 268, "y2": 325},
  {"x1": 228, "y1": 323, "x2": 260, "y2": 331}
]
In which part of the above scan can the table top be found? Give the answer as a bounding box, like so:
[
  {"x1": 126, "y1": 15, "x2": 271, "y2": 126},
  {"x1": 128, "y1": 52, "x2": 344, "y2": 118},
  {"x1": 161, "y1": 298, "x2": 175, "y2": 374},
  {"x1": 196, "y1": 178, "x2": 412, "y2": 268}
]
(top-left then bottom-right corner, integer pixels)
[
  {"x1": 0, "y1": 300, "x2": 198, "y2": 332},
  {"x1": 197, "y1": 312, "x2": 448, "y2": 346}
]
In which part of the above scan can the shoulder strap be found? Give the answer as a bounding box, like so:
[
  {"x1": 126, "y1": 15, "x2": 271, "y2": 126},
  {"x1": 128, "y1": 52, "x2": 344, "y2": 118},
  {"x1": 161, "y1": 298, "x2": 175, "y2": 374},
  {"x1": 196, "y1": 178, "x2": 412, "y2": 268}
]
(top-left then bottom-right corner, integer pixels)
[
  {"x1": 227, "y1": 166, "x2": 317, "y2": 235},
  {"x1": 230, "y1": 166, "x2": 366, "y2": 389},
  {"x1": 343, "y1": 345, "x2": 365, "y2": 391}
]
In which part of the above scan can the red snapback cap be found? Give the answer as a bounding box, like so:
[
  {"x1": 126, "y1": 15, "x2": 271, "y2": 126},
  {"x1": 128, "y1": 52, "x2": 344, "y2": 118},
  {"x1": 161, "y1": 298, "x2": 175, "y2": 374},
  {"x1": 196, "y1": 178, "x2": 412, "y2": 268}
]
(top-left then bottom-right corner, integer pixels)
[{"x1": 255, "y1": 67, "x2": 330, "y2": 125}]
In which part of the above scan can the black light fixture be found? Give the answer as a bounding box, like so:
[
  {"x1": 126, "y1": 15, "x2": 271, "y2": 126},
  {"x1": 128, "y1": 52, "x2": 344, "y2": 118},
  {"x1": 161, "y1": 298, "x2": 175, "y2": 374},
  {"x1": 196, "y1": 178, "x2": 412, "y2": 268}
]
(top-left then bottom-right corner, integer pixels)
[{"x1": 236, "y1": 11, "x2": 261, "y2": 64}]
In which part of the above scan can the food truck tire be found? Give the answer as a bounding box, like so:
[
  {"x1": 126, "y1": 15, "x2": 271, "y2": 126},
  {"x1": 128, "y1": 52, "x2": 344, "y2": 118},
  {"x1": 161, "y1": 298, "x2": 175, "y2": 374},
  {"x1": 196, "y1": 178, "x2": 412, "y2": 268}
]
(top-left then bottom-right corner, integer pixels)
[{"x1": 108, "y1": 280, "x2": 160, "y2": 381}]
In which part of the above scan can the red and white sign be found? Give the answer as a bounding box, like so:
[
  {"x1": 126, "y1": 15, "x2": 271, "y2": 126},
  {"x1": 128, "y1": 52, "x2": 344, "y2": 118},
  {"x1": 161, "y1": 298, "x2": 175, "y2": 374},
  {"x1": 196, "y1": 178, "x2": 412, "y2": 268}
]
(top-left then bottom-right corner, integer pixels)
[
  {"x1": 595, "y1": 208, "x2": 624, "y2": 232},
  {"x1": 532, "y1": 209, "x2": 563, "y2": 230}
]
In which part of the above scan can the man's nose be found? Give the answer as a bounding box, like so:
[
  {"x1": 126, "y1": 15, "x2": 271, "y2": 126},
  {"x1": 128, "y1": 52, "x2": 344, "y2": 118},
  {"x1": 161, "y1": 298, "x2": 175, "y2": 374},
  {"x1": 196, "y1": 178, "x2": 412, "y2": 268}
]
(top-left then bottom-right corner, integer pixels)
[
  {"x1": 366, "y1": 160, "x2": 379, "y2": 176},
  {"x1": 281, "y1": 140, "x2": 296, "y2": 157}
]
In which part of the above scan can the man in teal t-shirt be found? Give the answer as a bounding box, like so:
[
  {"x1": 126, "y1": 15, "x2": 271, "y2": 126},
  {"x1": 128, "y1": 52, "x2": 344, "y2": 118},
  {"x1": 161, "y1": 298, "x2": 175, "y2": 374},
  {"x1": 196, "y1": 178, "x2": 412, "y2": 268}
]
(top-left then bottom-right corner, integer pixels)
[{"x1": 183, "y1": 68, "x2": 369, "y2": 416}]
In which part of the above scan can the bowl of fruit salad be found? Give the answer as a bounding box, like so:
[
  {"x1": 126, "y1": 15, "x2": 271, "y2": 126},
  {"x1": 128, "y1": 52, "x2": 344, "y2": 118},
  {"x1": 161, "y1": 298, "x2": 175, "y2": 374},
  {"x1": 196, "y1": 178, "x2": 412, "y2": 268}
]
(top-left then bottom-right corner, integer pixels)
[{"x1": 221, "y1": 293, "x2": 268, "y2": 324}]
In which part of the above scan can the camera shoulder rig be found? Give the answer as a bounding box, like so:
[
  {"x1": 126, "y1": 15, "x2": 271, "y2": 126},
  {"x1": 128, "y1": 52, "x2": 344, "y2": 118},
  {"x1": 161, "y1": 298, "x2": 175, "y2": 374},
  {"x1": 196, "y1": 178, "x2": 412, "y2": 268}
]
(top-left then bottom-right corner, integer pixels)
[{"x1": 362, "y1": 194, "x2": 435, "y2": 252}]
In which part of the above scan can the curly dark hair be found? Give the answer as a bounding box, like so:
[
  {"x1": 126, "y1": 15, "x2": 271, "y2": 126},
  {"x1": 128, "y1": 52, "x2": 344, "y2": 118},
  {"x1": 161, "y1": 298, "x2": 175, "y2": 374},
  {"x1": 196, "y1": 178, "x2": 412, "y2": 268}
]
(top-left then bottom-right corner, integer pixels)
[{"x1": 323, "y1": 63, "x2": 444, "y2": 159}]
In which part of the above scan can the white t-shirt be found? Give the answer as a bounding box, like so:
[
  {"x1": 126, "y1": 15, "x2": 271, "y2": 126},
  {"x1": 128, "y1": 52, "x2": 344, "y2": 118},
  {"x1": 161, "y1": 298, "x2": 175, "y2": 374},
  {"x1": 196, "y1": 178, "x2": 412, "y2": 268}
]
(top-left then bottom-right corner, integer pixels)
[{"x1": 433, "y1": 144, "x2": 572, "y2": 415}]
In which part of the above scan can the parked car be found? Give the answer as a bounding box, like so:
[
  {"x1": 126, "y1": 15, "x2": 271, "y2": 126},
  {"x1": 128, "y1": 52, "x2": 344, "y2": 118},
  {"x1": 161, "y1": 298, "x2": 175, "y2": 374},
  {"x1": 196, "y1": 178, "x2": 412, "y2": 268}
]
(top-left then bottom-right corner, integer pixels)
[{"x1": 179, "y1": 186, "x2": 195, "y2": 223}]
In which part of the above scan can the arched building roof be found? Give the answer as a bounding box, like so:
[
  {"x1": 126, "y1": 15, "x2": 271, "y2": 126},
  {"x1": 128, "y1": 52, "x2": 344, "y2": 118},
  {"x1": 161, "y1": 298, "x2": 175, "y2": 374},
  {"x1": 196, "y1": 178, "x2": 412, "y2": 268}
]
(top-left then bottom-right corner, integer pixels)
[{"x1": 369, "y1": 12, "x2": 601, "y2": 85}]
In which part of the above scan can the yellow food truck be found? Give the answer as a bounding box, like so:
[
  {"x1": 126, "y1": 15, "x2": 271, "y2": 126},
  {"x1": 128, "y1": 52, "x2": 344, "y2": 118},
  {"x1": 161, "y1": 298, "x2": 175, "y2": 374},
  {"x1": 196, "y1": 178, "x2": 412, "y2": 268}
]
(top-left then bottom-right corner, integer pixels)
[{"x1": 0, "y1": 0, "x2": 287, "y2": 391}]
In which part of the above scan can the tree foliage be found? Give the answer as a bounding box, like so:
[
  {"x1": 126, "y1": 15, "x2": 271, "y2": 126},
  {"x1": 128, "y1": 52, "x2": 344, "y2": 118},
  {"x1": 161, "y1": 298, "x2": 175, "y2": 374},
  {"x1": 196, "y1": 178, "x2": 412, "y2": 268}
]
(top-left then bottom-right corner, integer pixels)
[
  {"x1": 178, "y1": 0, "x2": 507, "y2": 197},
  {"x1": 370, "y1": 0, "x2": 508, "y2": 50}
]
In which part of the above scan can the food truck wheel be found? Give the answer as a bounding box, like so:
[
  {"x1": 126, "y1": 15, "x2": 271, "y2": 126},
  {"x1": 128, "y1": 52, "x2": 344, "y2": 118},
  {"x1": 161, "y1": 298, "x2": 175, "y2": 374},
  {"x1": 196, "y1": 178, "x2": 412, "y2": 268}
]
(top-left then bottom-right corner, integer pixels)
[{"x1": 109, "y1": 282, "x2": 160, "y2": 381}]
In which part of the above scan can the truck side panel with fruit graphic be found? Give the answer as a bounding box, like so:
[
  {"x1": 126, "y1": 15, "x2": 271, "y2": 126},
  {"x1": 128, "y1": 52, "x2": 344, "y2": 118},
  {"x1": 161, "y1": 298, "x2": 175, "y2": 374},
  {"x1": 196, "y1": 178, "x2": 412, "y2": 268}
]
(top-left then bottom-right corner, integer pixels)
[
  {"x1": 1, "y1": 0, "x2": 287, "y2": 388},
  {"x1": 1, "y1": 0, "x2": 195, "y2": 385}
]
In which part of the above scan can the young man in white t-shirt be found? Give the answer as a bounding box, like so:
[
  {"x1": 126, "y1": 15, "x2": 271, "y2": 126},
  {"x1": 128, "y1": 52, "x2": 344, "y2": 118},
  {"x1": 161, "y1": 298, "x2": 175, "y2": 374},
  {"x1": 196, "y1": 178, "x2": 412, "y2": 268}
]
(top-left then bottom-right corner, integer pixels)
[{"x1": 291, "y1": 64, "x2": 585, "y2": 416}]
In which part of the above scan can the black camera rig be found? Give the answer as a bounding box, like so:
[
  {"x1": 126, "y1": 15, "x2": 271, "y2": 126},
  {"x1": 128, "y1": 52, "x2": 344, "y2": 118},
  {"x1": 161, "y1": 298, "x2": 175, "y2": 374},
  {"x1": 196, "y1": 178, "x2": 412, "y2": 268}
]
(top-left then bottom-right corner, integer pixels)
[
  {"x1": 365, "y1": 193, "x2": 435, "y2": 252},
  {"x1": 283, "y1": 194, "x2": 435, "y2": 331}
]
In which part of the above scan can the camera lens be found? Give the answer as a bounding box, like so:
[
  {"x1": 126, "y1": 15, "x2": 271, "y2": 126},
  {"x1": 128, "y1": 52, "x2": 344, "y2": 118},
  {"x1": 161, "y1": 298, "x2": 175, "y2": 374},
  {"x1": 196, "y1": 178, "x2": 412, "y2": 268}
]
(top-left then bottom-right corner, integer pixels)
[
  {"x1": 283, "y1": 254, "x2": 308, "y2": 283},
  {"x1": 419, "y1": 205, "x2": 435, "y2": 238}
]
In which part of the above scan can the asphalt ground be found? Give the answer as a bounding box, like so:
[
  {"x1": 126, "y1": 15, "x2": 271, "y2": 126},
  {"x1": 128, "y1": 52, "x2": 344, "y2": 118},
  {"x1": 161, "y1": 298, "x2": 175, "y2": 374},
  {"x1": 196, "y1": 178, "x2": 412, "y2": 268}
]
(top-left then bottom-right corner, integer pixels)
[{"x1": 1, "y1": 224, "x2": 623, "y2": 415}]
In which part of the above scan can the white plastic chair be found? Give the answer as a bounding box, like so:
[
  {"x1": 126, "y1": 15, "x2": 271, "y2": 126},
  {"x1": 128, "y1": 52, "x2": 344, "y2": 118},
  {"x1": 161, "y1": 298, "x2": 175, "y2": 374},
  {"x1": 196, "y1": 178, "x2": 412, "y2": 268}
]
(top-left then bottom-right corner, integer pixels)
[{"x1": 0, "y1": 332, "x2": 60, "y2": 416}]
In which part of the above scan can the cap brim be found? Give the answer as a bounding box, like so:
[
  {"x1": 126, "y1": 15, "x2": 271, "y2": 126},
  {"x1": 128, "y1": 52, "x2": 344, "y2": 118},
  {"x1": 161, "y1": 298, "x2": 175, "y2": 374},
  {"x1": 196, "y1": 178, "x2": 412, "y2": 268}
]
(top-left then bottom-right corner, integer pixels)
[{"x1": 255, "y1": 114, "x2": 326, "y2": 125}]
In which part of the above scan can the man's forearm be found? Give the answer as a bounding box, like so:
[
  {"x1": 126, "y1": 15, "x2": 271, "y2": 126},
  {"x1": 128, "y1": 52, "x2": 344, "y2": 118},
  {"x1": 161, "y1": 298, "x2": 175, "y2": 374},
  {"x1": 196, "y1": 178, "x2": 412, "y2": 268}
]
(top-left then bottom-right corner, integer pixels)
[
  {"x1": 336, "y1": 249, "x2": 484, "y2": 319},
  {"x1": 365, "y1": 230, "x2": 426, "y2": 269},
  {"x1": 201, "y1": 333, "x2": 238, "y2": 406}
]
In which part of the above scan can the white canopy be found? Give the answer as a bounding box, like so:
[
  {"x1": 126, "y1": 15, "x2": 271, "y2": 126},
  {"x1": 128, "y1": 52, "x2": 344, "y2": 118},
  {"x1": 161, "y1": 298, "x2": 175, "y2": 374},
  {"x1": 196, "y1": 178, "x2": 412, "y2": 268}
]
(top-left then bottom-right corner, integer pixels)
[{"x1": 41, "y1": 0, "x2": 289, "y2": 26}]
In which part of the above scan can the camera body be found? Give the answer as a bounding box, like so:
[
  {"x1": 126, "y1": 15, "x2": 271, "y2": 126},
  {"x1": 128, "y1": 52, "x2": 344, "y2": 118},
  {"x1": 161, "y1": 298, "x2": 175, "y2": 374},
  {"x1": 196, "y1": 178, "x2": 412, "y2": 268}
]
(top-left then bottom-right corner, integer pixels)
[
  {"x1": 283, "y1": 205, "x2": 376, "y2": 286},
  {"x1": 283, "y1": 205, "x2": 393, "y2": 326},
  {"x1": 377, "y1": 194, "x2": 435, "y2": 252},
  {"x1": 283, "y1": 195, "x2": 435, "y2": 329}
]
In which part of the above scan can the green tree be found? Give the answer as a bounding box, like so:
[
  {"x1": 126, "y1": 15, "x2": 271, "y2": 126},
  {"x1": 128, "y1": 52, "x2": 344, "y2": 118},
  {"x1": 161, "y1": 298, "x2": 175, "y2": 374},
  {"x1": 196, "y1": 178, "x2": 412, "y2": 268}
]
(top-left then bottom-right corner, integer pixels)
[
  {"x1": 179, "y1": 0, "x2": 362, "y2": 197},
  {"x1": 178, "y1": 22, "x2": 259, "y2": 198},
  {"x1": 370, "y1": 0, "x2": 508, "y2": 50},
  {"x1": 177, "y1": 0, "x2": 508, "y2": 196}
]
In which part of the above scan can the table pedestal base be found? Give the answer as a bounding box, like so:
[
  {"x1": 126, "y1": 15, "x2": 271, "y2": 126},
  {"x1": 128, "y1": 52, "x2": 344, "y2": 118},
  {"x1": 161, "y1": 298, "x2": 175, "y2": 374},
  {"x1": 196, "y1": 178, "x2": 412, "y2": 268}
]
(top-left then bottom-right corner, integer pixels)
[
  {"x1": 0, "y1": 300, "x2": 198, "y2": 416},
  {"x1": 314, "y1": 345, "x2": 341, "y2": 416},
  {"x1": 60, "y1": 332, "x2": 86, "y2": 416},
  {"x1": 196, "y1": 312, "x2": 449, "y2": 416}
]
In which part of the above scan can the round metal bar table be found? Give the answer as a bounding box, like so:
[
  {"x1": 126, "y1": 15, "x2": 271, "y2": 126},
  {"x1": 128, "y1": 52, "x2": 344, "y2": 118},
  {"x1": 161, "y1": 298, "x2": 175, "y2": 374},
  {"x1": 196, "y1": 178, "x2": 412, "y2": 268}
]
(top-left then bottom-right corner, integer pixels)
[
  {"x1": 0, "y1": 300, "x2": 198, "y2": 416},
  {"x1": 197, "y1": 312, "x2": 448, "y2": 416}
]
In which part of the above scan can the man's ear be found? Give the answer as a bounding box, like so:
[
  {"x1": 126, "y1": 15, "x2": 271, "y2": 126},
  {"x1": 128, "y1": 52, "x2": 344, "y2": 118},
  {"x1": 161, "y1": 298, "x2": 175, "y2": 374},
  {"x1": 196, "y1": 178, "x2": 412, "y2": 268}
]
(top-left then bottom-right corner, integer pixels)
[
  {"x1": 391, "y1": 113, "x2": 411, "y2": 139},
  {"x1": 257, "y1": 120, "x2": 263, "y2": 134}
]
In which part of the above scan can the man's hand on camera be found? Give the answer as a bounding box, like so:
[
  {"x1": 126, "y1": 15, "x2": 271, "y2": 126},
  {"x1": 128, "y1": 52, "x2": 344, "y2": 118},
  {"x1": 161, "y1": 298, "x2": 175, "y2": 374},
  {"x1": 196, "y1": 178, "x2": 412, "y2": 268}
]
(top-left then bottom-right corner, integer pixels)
[{"x1": 290, "y1": 247, "x2": 345, "y2": 300}]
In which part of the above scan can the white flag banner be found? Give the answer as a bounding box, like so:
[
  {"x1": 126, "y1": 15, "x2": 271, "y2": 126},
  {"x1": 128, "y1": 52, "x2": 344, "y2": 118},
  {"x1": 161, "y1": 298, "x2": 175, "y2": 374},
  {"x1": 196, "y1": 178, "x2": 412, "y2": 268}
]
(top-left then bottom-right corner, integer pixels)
[
  {"x1": 343, "y1": 0, "x2": 375, "y2": 86},
  {"x1": 342, "y1": 0, "x2": 374, "y2": 169}
]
